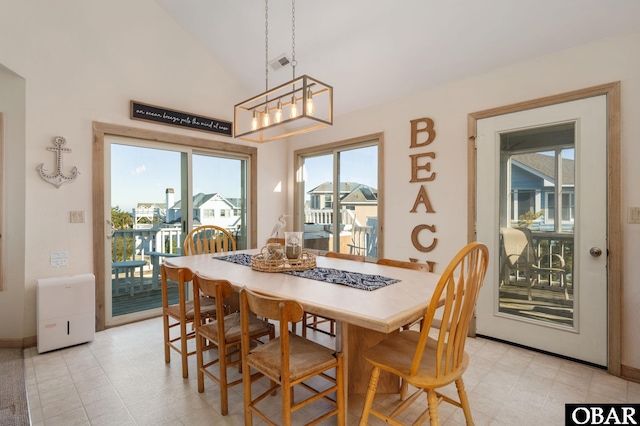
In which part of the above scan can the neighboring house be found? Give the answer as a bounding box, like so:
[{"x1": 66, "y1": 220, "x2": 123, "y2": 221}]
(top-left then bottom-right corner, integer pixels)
[
  {"x1": 307, "y1": 181, "x2": 378, "y2": 225},
  {"x1": 305, "y1": 182, "x2": 379, "y2": 256},
  {"x1": 510, "y1": 153, "x2": 575, "y2": 230},
  {"x1": 166, "y1": 189, "x2": 241, "y2": 231},
  {"x1": 132, "y1": 202, "x2": 166, "y2": 229}
]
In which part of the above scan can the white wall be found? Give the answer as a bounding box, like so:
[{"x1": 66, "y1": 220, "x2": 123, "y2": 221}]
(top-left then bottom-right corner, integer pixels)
[
  {"x1": 0, "y1": 0, "x2": 287, "y2": 343},
  {"x1": 290, "y1": 30, "x2": 640, "y2": 369}
]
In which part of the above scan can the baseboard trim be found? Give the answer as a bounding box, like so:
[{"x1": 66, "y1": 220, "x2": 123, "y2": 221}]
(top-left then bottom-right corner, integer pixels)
[
  {"x1": 0, "y1": 336, "x2": 36, "y2": 349},
  {"x1": 0, "y1": 339, "x2": 24, "y2": 348},
  {"x1": 621, "y1": 364, "x2": 640, "y2": 384}
]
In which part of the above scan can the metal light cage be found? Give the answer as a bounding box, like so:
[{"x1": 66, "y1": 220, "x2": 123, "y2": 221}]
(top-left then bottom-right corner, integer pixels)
[{"x1": 234, "y1": 75, "x2": 333, "y2": 143}]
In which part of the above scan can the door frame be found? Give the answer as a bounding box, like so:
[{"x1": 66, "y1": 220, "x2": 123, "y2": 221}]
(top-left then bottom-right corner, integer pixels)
[
  {"x1": 92, "y1": 122, "x2": 258, "y2": 331},
  {"x1": 467, "y1": 82, "x2": 621, "y2": 376}
]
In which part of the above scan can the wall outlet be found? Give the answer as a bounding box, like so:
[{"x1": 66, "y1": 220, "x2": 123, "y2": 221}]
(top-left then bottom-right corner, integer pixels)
[
  {"x1": 630, "y1": 207, "x2": 640, "y2": 224},
  {"x1": 70, "y1": 211, "x2": 85, "y2": 223}
]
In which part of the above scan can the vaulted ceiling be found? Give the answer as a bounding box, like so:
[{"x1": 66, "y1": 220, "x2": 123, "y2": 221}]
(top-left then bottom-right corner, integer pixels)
[{"x1": 156, "y1": 0, "x2": 640, "y2": 117}]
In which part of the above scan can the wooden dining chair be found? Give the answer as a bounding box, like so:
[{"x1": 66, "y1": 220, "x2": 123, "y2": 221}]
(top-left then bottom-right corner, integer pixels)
[
  {"x1": 240, "y1": 287, "x2": 345, "y2": 426},
  {"x1": 161, "y1": 263, "x2": 218, "y2": 378},
  {"x1": 377, "y1": 258, "x2": 432, "y2": 331},
  {"x1": 376, "y1": 258, "x2": 433, "y2": 398},
  {"x1": 325, "y1": 251, "x2": 365, "y2": 262},
  {"x1": 376, "y1": 258, "x2": 430, "y2": 272},
  {"x1": 192, "y1": 273, "x2": 274, "y2": 415},
  {"x1": 183, "y1": 224, "x2": 240, "y2": 313},
  {"x1": 359, "y1": 242, "x2": 489, "y2": 426},
  {"x1": 301, "y1": 251, "x2": 365, "y2": 337},
  {"x1": 183, "y1": 225, "x2": 236, "y2": 256}
]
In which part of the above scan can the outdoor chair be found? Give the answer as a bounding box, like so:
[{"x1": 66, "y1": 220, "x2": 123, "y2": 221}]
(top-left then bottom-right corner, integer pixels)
[
  {"x1": 192, "y1": 273, "x2": 274, "y2": 415},
  {"x1": 500, "y1": 227, "x2": 568, "y2": 300},
  {"x1": 359, "y1": 242, "x2": 489, "y2": 426},
  {"x1": 161, "y1": 263, "x2": 218, "y2": 378},
  {"x1": 240, "y1": 287, "x2": 345, "y2": 426}
]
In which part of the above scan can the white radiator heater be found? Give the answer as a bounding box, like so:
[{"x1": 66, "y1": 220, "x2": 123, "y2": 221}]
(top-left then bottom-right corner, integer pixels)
[{"x1": 37, "y1": 273, "x2": 95, "y2": 353}]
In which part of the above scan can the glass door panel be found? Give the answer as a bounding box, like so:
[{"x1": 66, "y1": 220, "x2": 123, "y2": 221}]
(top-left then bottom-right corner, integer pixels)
[
  {"x1": 498, "y1": 126, "x2": 575, "y2": 328},
  {"x1": 301, "y1": 154, "x2": 334, "y2": 252},
  {"x1": 110, "y1": 143, "x2": 182, "y2": 320},
  {"x1": 337, "y1": 146, "x2": 378, "y2": 257},
  {"x1": 192, "y1": 153, "x2": 248, "y2": 249}
]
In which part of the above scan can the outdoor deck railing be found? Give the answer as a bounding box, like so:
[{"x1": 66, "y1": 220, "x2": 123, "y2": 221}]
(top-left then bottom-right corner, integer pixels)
[
  {"x1": 304, "y1": 208, "x2": 359, "y2": 228},
  {"x1": 111, "y1": 227, "x2": 182, "y2": 264}
]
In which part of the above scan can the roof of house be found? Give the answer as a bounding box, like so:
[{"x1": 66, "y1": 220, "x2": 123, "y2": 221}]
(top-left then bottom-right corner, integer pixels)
[
  {"x1": 136, "y1": 202, "x2": 166, "y2": 209},
  {"x1": 512, "y1": 153, "x2": 575, "y2": 185},
  {"x1": 169, "y1": 193, "x2": 238, "y2": 209},
  {"x1": 308, "y1": 181, "x2": 378, "y2": 195}
]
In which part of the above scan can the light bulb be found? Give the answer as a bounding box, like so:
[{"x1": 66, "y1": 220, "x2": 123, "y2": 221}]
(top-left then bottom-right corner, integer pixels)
[
  {"x1": 262, "y1": 106, "x2": 270, "y2": 127},
  {"x1": 290, "y1": 96, "x2": 298, "y2": 119},
  {"x1": 274, "y1": 100, "x2": 283, "y2": 123},
  {"x1": 306, "y1": 89, "x2": 315, "y2": 115},
  {"x1": 250, "y1": 111, "x2": 258, "y2": 131}
]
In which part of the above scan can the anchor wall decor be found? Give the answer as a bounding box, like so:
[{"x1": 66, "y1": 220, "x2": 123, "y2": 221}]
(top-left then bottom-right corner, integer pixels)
[{"x1": 37, "y1": 136, "x2": 79, "y2": 188}]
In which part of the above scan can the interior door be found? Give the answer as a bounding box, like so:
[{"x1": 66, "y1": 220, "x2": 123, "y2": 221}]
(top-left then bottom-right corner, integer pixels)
[{"x1": 475, "y1": 95, "x2": 608, "y2": 366}]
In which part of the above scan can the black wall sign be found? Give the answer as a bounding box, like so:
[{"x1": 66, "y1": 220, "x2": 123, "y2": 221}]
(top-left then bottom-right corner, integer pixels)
[{"x1": 130, "y1": 101, "x2": 232, "y2": 136}]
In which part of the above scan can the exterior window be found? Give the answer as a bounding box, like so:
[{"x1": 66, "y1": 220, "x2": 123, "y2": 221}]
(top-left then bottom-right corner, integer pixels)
[
  {"x1": 203, "y1": 209, "x2": 215, "y2": 218},
  {"x1": 324, "y1": 195, "x2": 333, "y2": 209},
  {"x1": 295, "y1": 135, "x2": 381, "y2": 258},
  {"x1": 310, "y1": 195, "x2": 319, "y2": 209}
]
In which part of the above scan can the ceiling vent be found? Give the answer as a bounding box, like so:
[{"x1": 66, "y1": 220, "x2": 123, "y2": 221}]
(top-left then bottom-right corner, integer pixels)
[{"x1": 269, "y1": 54, "x2": 291, "y2": 71}]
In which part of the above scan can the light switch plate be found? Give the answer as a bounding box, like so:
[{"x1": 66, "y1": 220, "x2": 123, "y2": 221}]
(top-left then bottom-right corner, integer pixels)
[
  {"x1": 629, "y1": 207, "x2": 640, "y2": 224},
  {"x1": 70, "y1": 211, "x2": 85, "y2": 223}
]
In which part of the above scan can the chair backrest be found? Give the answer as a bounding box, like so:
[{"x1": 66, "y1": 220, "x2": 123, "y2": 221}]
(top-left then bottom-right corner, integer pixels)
[
  {"x1": 376, "y1": 258, "x2": 431, "y2": 272},
  {"x1": 500, "y1": 227, "x2": 537, "y2": 267},
  {"x1": 183, "y1": 225, "x2": 236, "y2": 256},
  {"x1": 192, "y1": 273, "x2": 234, "y2": 327},
  {"x1": 325, "y1": 251, "x2": 365, "y2": 262},
  {"x1": 412, "y1": 242, "x2": 489, "y2": 378},
  {"x1": 161, "y1": 263, "x2": 194, "y2": 310},
  {"x1": 240, "y1": 287, "x2": 303, "y2": 369}
]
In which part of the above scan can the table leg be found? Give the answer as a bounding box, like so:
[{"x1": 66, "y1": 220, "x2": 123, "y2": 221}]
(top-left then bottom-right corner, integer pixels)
[{"x1": 343, "y1": 322, "x2": 399, "y2": 395}]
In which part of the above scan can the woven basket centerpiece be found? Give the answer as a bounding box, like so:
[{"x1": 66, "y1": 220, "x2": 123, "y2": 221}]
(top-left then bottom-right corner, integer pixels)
[{"x1": 251, "y1": 243, "x2": 316, "y2": 272}]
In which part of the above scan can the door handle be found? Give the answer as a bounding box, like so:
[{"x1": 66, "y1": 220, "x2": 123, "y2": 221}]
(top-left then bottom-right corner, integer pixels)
[{"x1": 590, "y1": 247, "x2": 602, "y2": 257}]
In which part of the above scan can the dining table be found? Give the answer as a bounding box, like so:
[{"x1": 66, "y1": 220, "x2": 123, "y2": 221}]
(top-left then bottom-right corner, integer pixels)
[{"x1": 164, "y1": 248, "x2": 442, "y2": 416}]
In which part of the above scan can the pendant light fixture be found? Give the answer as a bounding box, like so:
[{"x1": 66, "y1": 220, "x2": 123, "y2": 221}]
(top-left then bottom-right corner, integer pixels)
[{"x1": 234, "y1": 0, "x2": 333, "y2": 143}]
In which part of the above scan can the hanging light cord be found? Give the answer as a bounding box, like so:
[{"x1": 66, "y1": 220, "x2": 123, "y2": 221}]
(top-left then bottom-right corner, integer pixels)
[
  {"x1": 291, "y1": 0, "x2": 297, "y2": 79},
  {"x1": 265, "y1": 0, "x2": 269, "y2": 93}
]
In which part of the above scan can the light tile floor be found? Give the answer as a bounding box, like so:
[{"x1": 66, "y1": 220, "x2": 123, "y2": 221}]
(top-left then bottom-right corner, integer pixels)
[{"x1": 25, "y1": 316, "x2": 640, "y2": 425}]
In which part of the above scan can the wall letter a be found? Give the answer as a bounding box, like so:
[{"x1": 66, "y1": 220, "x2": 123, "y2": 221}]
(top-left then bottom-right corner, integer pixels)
[{"x1": 410, "y1": 185, "x2": 435, "y2": 213}]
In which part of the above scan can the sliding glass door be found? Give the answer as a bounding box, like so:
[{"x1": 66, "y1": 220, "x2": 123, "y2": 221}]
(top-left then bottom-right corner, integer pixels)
[{"x1": 107, "y1": 137, "x2": 249, "y2": 326}]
